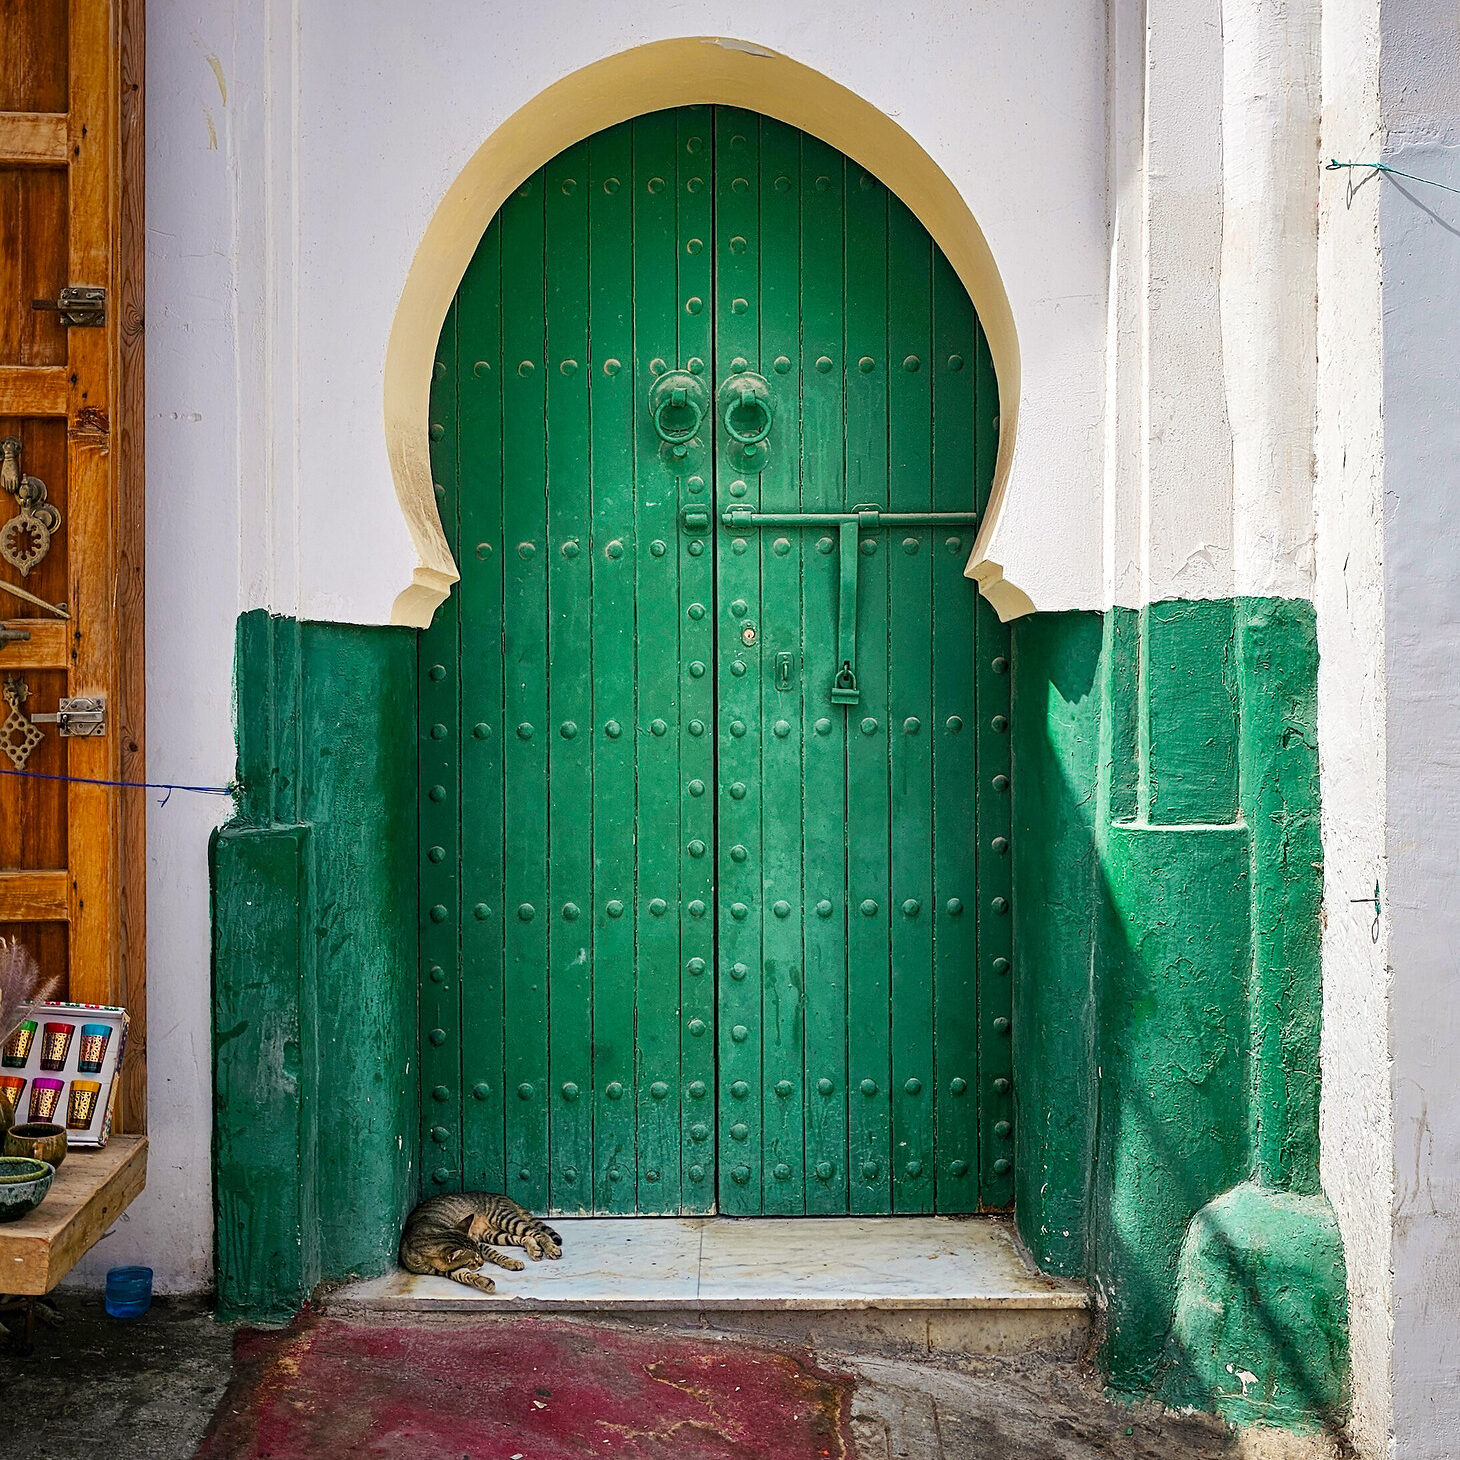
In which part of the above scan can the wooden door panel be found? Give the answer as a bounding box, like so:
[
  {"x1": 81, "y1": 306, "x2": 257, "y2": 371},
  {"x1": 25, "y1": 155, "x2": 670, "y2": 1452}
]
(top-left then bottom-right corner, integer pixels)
[
  {"x1": 0, "y1": 419, "x2": 70, "y2": 606},
  {"x1": 0, "y1": 169, "x2": 69, "y2": 365},
  {"x1": 421, "y1": 112, "x2": 716, "y2": 1215},
  {"x1": 0, "y1": 0, "x2": 144, "y2": 1125},
  {"x1": 0, "y1": 0, "x2": 69, "y2": 112},
  {"x1": 423, "y1": 105, "x2": 1006, "y2": 1215},
  {"x1": 712, "y1": 107, "x2": 764, "y2": 1215},
  {"x1": 710, "y1": 112, "x2": 1004, "y2": 1215}
]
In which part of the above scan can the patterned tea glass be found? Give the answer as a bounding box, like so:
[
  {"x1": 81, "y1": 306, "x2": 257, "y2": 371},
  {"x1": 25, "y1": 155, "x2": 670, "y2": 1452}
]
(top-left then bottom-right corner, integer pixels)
[
  {"x1": 39, "y1": 1023, "x2": 76, "y2": 1072},
  {"x1": 28, "y1": 1077, "x2": 63, "y2": 1122},
  {"x1": 67, "y1": 1080, "x2": 100, "y2": 1131},
  {"x1": 2, "y1": 1022, "x2": 36, "y2": 1069},
  {"x1": 76, "y1": 1024, "x2": 112, "y2": 1074},
  {"x1": 0, "y1": 1075, "x2": 25, "y2": 1123}
]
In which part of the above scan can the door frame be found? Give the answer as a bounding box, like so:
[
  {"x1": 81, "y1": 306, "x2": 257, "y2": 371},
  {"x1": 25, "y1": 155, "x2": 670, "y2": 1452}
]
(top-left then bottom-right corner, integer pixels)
[{"x1": 381, "y1": 37, "x2": 1023, "y2": 632}]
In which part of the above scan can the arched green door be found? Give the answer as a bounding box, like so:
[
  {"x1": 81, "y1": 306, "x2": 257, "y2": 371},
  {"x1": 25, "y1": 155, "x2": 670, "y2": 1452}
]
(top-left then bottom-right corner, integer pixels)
[{"x1": 418, "y1": 107, "x2": 1010, "y2": 1217}]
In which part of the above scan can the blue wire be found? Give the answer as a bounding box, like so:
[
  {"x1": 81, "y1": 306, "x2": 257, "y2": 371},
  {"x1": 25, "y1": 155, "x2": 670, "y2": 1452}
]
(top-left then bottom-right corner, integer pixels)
[
  {"x1": 1327, "y1": 158, "x2": 1460, "y2": 198},
  {"x1": 0, "y1": 766, "x2": 235, "y2": 806}
]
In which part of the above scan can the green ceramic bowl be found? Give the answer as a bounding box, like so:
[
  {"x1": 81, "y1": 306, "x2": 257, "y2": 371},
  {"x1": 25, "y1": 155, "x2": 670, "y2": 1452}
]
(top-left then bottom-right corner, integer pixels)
[{"x1": 0, "y1": 1156, "x2": 53, "y2": 1222}]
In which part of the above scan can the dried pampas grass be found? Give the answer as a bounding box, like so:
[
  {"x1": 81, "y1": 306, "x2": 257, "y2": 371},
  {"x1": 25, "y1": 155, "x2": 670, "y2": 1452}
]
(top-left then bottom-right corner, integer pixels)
[{"x1": 0, "y1": 937, "x2": 61, "y2": 1043}]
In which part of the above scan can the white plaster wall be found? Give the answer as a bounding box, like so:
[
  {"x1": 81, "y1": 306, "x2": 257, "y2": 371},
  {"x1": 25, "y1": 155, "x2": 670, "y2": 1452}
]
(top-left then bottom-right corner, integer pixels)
[
  {"x1": 1101, "y1": 0, "x2": 1321, "y2": 609},
  {"x1": 287, "y1": 1, "x2": 1113, "y2": 624},
  {"x1": 1375, "y1": 2, "x2": 1460, "y2": 1451},
  {"x1": 1314, "y1": 0, "x2": 1391, "y2": 1449}
]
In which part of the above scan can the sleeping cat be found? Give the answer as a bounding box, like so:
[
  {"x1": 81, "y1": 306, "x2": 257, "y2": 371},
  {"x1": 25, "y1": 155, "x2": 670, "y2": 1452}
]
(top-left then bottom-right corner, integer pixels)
[{"x1": 399, "y1": 1191, "x2": 563, "y2": 1293}]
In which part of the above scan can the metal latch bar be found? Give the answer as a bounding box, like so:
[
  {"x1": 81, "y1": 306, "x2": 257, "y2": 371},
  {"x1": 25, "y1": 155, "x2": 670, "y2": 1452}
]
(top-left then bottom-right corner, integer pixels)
[
  {"x1": 721, "y1": 506, "x2": 978, "y2": 707},
  {"x1": 30, "y1": 695, "x2": 106, "y2": 737},
  {"x1": 721, "y1": 507, "x2": 978, "y2": 530},
  {"x1": 31, "y1": 286, "x2": 107, "y2": 328}
]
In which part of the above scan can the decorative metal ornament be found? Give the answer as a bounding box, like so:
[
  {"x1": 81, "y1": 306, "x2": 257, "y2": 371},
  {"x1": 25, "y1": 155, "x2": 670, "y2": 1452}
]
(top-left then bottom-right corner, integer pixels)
[
  {"x1": 0, "y1": 677, "x2": 43, "y2": 771},
  {"x1": 0, "y1": 437, "x2": 61, "y2": 578}
]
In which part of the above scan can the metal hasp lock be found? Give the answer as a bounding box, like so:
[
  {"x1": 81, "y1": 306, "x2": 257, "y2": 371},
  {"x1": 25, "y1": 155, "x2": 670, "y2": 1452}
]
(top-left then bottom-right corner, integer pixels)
[
  {"x1": 31, "y1": 286, "x2": 107, "y2": 328},
  {"x1": 649, "y1": 370, "x2": 707, "y2": 459},
  {"x1": 721, "y1": 504, "x2": 981, "y2": 707},
  {"x1": 31, "y1": 696, "x2": 106, "y2": 738}
]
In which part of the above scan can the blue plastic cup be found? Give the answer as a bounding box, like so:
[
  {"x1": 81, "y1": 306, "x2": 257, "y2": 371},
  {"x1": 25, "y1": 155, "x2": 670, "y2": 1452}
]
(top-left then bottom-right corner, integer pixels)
[{"x1": 104, "y1": 1264, "x2": 152, "y2": 1318}]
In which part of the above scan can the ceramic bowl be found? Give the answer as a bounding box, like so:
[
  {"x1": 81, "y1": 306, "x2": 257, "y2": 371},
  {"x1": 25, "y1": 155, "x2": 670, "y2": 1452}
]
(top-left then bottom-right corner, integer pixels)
[
  {"x1": 0, "y1": 1157, "x2": 53, "y2": 1222},
  {"x1": 3, "y1": 1122, "x2": 66, "y2": 1169}
]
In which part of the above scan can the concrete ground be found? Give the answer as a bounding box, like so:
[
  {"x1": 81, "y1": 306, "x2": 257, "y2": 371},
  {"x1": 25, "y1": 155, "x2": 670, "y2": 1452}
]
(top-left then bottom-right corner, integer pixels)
[{"x1": 0, "y1": 1295, "x2": 1336, "y2": 1459}]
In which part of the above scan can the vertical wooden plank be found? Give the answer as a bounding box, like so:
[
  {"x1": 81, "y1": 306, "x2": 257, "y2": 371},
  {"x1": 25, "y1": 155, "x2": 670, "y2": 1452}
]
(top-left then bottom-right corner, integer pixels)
[
  {"x1": 844, "y1": 168, "x2": 892, "y2": 1215},
  {"x1": 458, "y1": 223, "x2": 507, "y2": 1194},
  {"x1": 632, "y1": 109, "x2": 683, "y2": 1212},
  {"x1": 887, "y1": 197, "x2": 936, "y2": 1213},
  {"x1": 419, "y1": 303, "x2": 462, "y2": 1193},
  {"x1": 116, "y1": 0, "x2": 147, "y2": 1131},
  {"x1": 676, "y1": 106, "x2": 716, "y2": 1213},
  {"x1": 545, "y1": 141, "x2": 594, "y2": 1213},
  {"x1": 800, "y1": 139, "x2": 849, "y2": 1213},
  {"x1": 756, "y1": 116, "x2": 804, "y2": 1213},
  {"x1": 64, "y1": 0, "x2": 119, "y2": 1008},
  {"x1": 500, "y1": 171, "x2": 550, "y2": 1211},
  {"x1": 715, "y1": 106, "x2": 764, "y2": 1214},
  {"x1": 0, "y1": 2, "x2": 69, "y2": 111},
  {"x1": 974, "y1": 320, "x2": 1014, "y2": 1208},
  {"x1": 931, "y1": 250, "x2": 979, "y2": 1212},
  {"x1": 588, "y1": 122, "x2": 638, "y2": 1213}
]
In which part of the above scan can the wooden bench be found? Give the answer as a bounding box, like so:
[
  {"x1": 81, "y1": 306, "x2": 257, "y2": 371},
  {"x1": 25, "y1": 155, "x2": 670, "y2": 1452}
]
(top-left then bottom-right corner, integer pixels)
[{"x1": 0, "y1": 1135, "x2": 147, "y2": 1343}]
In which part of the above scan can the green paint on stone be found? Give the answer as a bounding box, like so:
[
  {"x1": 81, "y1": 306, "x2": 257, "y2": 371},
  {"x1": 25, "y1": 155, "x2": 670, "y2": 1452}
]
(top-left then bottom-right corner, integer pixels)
[
  {"x1": 212, "y1": 822, "x2": 314, "y2": 1323},
  {"x1": 1098, "y1": 820, "x2": 1251, "y2": 1392},
  {"x1": 213, "y1": 611, "x2": 418, "y2": 1323},
  {"x1": 1164, "y1": 1183, "x2": 1349, "y2": 1429},
  {"x1": 1141, "y1": 598, "x2": 1239, "y2": 824},
  {"x1": 1009, "y1": 610, "x2": 1102, "y2": 1278},
  {"x1": 1012, "y1": 596, "x2": 1343, "y2": 1430},
  {"x1": 1237, "y1": 599, "x2": 1322, "y2": 1194}
]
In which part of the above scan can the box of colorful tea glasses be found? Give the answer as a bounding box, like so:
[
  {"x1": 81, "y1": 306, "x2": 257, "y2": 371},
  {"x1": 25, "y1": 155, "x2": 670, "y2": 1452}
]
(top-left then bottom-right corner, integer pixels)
[{"x1": 0, "y1": 1003, "x2": 129, "y2": 1149}]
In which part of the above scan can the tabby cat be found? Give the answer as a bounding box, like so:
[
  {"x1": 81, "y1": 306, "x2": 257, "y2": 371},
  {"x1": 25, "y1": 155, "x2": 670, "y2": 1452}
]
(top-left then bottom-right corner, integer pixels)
[{"x1": 399, "y1": 1192, "x2": 563, "y2": 1293}]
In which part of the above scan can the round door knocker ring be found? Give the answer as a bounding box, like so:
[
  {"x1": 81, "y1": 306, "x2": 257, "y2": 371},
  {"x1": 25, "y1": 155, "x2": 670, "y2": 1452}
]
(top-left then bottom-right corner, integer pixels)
[
  {"x1": 648, "y1": 370, "x2": 708, "y2": 461},
  {"x1": 718, "y1": 371, "x2": 774, "y2": 471},
  {"x1": 724, "y1": 387, "x2": 773, "y2": 447}
]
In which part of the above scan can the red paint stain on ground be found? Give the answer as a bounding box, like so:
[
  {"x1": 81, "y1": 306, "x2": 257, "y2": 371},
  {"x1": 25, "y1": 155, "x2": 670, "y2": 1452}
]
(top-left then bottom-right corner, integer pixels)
[{"x1": 196, "y1": 1310, "x2": 855, "y2": 1459}]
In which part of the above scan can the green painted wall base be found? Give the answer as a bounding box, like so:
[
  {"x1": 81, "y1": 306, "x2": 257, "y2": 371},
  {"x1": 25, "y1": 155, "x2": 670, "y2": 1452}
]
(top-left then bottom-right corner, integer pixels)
[
  {"x1": 1165, "y1": 1183, "x2": 1350, "y2": 1429},
  {"x1": 1011, "y1": 597, "x2": 1349, "y2": 1433},
  {"x1": 212, "y1": 613, "x2": 418, "y2": 1323},
  {"x1": 208, "y1": 592, "x2": 1350, "y2": 1432}
]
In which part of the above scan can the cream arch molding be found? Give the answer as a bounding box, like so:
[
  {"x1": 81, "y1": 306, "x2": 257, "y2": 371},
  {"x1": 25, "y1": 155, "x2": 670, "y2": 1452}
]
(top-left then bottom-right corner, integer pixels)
[{"x1": 384, "y1": 36, "x2": 1031, "y2": 627}]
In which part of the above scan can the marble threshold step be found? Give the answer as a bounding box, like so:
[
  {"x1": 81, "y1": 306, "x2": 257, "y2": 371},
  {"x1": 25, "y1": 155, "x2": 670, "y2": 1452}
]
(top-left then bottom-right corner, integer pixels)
[{"x1": 325, "y1": 1215, "x2": 1092, "y2": 1356}]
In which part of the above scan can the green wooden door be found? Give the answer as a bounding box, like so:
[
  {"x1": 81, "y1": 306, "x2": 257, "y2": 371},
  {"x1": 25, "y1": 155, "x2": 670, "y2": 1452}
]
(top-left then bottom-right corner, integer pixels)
[{"x1": 419, "y1": 107, "x2": 1010, "y2": 1217}]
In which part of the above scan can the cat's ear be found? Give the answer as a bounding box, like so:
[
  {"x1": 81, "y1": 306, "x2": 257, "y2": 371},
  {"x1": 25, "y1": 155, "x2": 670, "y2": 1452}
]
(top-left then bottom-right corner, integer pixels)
[{"x1": 455, "y1": 1214, "x2": 477, "y2": 1236}]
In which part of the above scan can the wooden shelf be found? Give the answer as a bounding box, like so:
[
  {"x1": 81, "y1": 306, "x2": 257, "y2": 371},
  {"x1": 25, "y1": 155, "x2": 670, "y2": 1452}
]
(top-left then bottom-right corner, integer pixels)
[{"x1": 0, "y1": 1134, "x2": 146, "y2": 1295}]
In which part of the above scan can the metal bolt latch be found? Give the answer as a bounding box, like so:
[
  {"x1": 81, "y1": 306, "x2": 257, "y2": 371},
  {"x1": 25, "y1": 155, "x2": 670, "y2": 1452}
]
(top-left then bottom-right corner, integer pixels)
[
  {"x1": 0, "y1": 627, "x2": 30, "y2": 647},
  {"x1": 31, "y1": 286, "x2": 107, "y2": 328},
  {"x1": 30, "y1": 695, "x2": 107, "y2": 738}
]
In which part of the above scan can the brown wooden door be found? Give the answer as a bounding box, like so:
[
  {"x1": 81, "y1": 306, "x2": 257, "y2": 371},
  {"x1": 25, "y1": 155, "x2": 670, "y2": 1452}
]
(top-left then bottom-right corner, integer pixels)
[{"x1": 0, "y1": 0, "x2": 144, "y2": 1122}]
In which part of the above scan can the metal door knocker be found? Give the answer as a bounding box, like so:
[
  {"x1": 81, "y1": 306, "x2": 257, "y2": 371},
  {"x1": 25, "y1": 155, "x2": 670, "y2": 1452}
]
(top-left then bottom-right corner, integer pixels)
[
  {"x1": 718, "y1": 372, "x2": 773, "y2": 470},
  {"x1": 0, "y1": 677, "x2": 43, "y2": 771},
  {"x1": 0, "y1": 438, "x2": 60, "y2": 578},
  {"x1": 648, "y1": 371, "x2": 707, "y2": 460}
]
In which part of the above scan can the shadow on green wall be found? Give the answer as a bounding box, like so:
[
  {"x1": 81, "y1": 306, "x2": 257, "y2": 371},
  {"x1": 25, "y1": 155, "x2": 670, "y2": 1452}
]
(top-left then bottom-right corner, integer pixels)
[{"x1": 1011, "y1": 599, "x2": 1349, "y2": 1432}]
